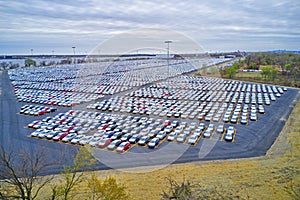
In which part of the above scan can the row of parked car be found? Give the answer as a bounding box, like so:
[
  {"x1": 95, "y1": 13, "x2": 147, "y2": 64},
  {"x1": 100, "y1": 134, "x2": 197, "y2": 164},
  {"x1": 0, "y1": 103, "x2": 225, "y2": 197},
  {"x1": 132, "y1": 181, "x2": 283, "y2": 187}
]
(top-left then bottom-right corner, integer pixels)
[
  {"x1": 28, "y1": 109, "x2": 237, "y2": 153},
  {"x1": 131, "y1": 76, "x2": 286, "y2": 103},
  {"x1": 20, "y1": 104, "x2": 57, "y2": 116},
  {"x1": 87, "y1": 94, "x2": 265, "y2": 125},
  {"x1": 15, "y1": 88, "x2": 103, "y2": 107}
]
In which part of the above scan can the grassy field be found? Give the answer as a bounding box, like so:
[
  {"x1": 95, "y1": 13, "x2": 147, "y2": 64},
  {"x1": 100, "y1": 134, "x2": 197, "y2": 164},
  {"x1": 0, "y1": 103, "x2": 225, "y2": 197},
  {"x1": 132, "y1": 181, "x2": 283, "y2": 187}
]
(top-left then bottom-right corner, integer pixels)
[{"x1": 76, "y1": 94, "x2": 299, "y2": 199}]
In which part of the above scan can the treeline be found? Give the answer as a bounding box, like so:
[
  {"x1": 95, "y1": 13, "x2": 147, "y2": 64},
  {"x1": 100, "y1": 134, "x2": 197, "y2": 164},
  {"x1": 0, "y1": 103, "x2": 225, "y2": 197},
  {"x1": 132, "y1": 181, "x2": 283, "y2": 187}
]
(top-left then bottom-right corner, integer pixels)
[
  {"x1": 221, "y1": 52, "x2": 300, "y2": 87},
  {"x1": 245, "y1": 52, "x2": 300, "y2": 71}
]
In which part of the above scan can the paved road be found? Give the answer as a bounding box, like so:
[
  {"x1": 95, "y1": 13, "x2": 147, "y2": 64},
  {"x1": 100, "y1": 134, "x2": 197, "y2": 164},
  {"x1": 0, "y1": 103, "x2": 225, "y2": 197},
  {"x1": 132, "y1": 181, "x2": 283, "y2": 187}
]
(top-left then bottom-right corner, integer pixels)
[{"x1": 0, "y1": 70, "x2": 299, "y2": 174}]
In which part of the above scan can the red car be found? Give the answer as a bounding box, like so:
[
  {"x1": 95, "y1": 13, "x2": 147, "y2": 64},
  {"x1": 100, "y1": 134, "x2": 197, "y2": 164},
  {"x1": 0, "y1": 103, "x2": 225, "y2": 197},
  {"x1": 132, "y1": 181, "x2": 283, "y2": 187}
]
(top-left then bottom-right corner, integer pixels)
[
  {"x1": 53, "y1": 132, "x2": 68, "y2": 141},
  {"x1": 164, "y1": 120, "x2": 171, "y2": 127},
  {"x1": 97, "y1": 138, "x2": 112, "y2": 148},
  {"x1": 116, "y1": 141, "x2": 131, "y2": 153},
  {"x1": 99, "y1": 123, "x2": 110, "y2": 130},
  {"x1": 27, "y1": 120, "x2": 40, "y2": 128}
]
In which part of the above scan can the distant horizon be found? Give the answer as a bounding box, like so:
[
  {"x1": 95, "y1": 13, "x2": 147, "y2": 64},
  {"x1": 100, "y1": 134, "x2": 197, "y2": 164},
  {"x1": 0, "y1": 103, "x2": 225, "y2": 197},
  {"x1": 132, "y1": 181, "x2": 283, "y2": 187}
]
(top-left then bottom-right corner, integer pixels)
[{"x1": 0, "y1": 49, "x2": 299, "y2": 57}]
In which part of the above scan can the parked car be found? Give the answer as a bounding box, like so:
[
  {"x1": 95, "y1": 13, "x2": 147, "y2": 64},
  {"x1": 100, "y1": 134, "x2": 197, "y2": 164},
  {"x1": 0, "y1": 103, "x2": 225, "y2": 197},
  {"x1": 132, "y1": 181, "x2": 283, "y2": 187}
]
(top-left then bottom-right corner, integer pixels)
[
  {"x1": 70, "y1": 135, "x2": 85, "y2": 144},
  {"x1": 107, "y1": 140, "x2": 122, "y2": 150},
  {"x1": 202, "y1": 130, "x2": 212, "y2": 138},
  {"x1": 187, "y1": 134, "x2": 198, "y2": 144},
  {"x1": 120, "y1": 133, "x2": 132, "y2": 142},
  {"x1": 111, "y1": 132, "x2": 123, "y2": 140},
  {"x1": 156, "y1": 131, "x2": 166, "y2": 140},
  {"x1": 30, "y1": 129, "x2": 43, "y2": 137},
  {"x1": 138, "y1": 136, "x2": 150, "y2": 146},
  {"x1": 62, "y1": 133, "x2": 77, "y2": 143},
  {"x1": 79, "y1": 135, "x2": 94, "y2": 145},
  {"x1": 148, "y1": 138, "x2": 160, "y2": 149},
  {"x1": 89, "y1": 137, "x2": 102, "y2": 147},
  {"x1": 129, "y1": 134, "x2": 141, "y2": 144},
  {"x1": 224, "y1": 126, "x2": 235, "y2": 141},
  {"x1": 53, "y1": 132, "x2": 68, "y2": 141},
  {"x1": 38, "y1": 130, "x2": 49, "y2": 138},
  {"x1": 46, "y1": 130, "x2": 60, "y2": 139},
  {"x1": 167, "y1": 132, "x2": 177, "y2": 141},
  {"x1": 97, "y1": 138, "x2": 113, "y2": 148},
  {"x1": 176, "y1": 134, "x2": 187, "y2": 143},
  {"x1": 116, "y1": 141, "x2": 131, "y2": 153},
  {"x1": 216, "y1": 124, "x2": 224, "y2": 133}
]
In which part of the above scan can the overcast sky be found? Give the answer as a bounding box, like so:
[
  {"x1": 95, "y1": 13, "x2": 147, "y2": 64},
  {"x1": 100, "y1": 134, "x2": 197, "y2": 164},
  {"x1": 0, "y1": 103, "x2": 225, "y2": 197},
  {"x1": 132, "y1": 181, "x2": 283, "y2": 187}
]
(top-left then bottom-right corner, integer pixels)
[{"x1": 0, "y1": 0, "x2": 299, "y2": 55}]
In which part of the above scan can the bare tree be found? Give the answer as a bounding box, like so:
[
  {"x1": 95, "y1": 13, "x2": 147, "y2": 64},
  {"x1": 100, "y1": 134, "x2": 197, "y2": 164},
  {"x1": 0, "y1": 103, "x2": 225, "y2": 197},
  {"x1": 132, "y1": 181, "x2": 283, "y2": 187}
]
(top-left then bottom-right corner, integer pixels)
[
  {"x1": 0, "y1": 144, "x2": 56, "y2": 200},
  {"x1": 53, "y1": 146, "x2": 96, "y2": 200}
]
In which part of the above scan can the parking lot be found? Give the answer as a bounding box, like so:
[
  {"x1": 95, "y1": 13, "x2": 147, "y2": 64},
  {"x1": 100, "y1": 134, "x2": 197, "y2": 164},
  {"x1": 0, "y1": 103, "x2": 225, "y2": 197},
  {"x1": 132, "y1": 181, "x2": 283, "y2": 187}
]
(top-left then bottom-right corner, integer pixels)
[{"x1": 1, "y1": 57, "x2": 299, "y2": 172}]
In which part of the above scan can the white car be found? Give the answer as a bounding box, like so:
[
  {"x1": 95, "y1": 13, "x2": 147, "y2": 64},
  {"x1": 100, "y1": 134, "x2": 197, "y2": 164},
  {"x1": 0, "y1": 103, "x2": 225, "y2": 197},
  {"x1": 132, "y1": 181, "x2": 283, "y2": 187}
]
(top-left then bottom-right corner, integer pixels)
[
  {"x1": 38, "y1": 130, "x2": 49, "y2": 138},
  {"x1": 30, "y1": 129, "x2": 43, "y2": 137},
  {"x1": 62, "y1": 133, "x2": 77, "y2": 143},
  {"x1": 167, "y1": 132, "x2": 177, "y2": 141},
  {"x1": 216, "y1": 124, "x2": 224, "y2": 133},
  {"x1": 207, "y1": 124, "x2": 214, "y2": 132},
  {"x1": 187, "y1": 134, "x2": 198, "y2": 144},
  {"x1": 224, "y1": 126, "x2": 235, "y2": 141},
  {"x1": 79, "y1": 136, "x2": 94, "y2": 145},
  {"x1": 70, "y1": 135, "x2": 84, "y2": 144},
  {"x1": 203, "y1": 130, "x2": 212, "y2": 138},
  {"x1": 89, "y1": 137, "x2": 102, "y2": 147},
  {"x1": 193, "y1": 129, "x2": 202, "y2": 137},
  {"x1": 176, "y1": 134, "x2": 186, "y2": 143}
]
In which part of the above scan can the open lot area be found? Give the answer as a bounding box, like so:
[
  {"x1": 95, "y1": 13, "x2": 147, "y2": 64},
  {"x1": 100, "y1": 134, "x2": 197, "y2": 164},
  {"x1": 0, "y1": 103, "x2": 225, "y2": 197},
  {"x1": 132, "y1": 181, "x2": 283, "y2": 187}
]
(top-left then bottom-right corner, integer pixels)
[{"x1": 0, "y1": 57, "x2": 299, "y2": 173}]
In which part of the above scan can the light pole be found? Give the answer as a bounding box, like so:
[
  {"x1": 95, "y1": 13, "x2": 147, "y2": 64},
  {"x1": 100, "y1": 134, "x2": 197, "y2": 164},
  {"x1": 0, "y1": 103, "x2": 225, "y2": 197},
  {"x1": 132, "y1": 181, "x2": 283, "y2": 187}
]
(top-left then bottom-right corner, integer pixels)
[
  {"x1": 30, "y1": 49, "x2": 33, "y2": 56},
  {"x1": 164, "y1": 40, "x2": 172, "y2": 81},
  {"x1": 72, "y1": 46, "x2": 76, "y2": 65}
]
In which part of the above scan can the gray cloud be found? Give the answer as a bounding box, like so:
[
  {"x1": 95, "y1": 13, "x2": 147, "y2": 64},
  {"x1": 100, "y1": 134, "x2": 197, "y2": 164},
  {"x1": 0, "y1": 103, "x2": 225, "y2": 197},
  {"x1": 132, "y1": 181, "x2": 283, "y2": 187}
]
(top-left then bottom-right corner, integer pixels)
[{"x1": 0, "y1": 0, "x2": 299, "y2": 54}]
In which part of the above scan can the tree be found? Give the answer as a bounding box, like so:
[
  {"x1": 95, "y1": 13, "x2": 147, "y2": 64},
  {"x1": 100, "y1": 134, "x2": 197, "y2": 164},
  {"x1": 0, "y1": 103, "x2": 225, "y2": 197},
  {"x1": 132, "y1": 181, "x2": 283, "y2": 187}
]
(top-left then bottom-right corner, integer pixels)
[
  {"x1": 161, "y1": 177, "x2": 196, "y2": 200},
  {"x1": 87, "y1": 174, "x2": 128, "y2": 200},
  {"x1": 261, "y1": 66, "x2": 278, "y2": 81},
  {"x1": 249, "y1": 62, "x2": 257, "y2": 69},
  {"x1": 0, "y1": 62, "x2": 9, "y2": 70},
  {"x1": 54, "y1": 146, "x2": 96, "y2": 200},
  {"x1": 0, "y1": 145, "x2": 56, "y2": 200},
  {"x1": 161, "y1": 177, "x2": 233, "y2": 200},
  {"x1": 285, "y1": 63, "x2": 291, "y2": 76},
  {"x1": 25, "y1": 59, "x2": 36, "y2": 67},
  {"x1": 226, "y1": 67, "x2": 237, "y2": 78}
]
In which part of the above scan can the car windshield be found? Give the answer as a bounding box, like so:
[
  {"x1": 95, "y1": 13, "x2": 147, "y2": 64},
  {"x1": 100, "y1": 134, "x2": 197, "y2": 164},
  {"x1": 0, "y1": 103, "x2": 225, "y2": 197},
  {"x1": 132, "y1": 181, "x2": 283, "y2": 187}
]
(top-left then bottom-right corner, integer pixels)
[{"x1": 119, "y1": 143, "x2": 126, "y2": 147}]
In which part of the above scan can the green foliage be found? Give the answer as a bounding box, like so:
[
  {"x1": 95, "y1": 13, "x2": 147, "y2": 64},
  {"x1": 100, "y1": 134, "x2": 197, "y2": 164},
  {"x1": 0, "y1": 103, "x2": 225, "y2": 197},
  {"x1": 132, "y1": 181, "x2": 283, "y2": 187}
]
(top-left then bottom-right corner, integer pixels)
[
  {"x1": 261, "y1": 66, "x2": 278, "y2": 81},
  {"x1": 231, "y1": 62, "x2": 239, "y2": 69},
  {"x1": 225, "y1": 67, "x2": 237, "y2": 78},
  {"x1": 285, "y1": 63, "x2": 291, "y2": 71},
  {"x1": 87, "y1": 174, "x2": 128, "y2": 200},
  {"x1": 25, "y1": 59, "x2": 36, "y2": 67},
  {"x1": 249, "y1": 62, "x2": 257, "y2": 69},
  {"x1": 73, "y1": 146, "x2": 96, "y2": 171}
]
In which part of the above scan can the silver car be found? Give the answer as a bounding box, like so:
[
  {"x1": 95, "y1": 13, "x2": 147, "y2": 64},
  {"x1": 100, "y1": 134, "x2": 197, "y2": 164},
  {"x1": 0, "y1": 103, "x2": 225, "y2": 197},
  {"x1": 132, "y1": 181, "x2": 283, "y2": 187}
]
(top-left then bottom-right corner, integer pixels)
[{"x1": 187, "y1": 134, "x2": 198, "y2": 144}]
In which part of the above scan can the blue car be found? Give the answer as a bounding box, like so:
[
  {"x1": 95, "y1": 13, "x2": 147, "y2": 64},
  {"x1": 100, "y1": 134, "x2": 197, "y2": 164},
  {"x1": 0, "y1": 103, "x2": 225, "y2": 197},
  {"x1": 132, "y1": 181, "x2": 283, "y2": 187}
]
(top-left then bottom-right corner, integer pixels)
[{"x1": 148, "y1": 137, "x2": 160, "y2": 149}]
